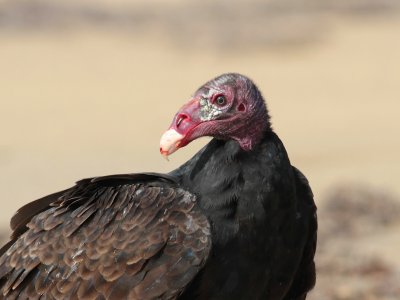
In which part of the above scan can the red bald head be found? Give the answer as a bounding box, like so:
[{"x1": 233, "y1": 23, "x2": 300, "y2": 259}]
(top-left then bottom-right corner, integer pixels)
[{"x1": 160, "y1": 73, "x2": 270, "y2": 158}]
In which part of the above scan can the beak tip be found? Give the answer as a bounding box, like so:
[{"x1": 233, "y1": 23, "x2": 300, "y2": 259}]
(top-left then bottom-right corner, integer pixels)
[
  {"x1": 159, "y1": 129, "x2": 184, "y2": 160},
  {"x1": 160, "y1": 148, "x2": 170, "y2": 161}
]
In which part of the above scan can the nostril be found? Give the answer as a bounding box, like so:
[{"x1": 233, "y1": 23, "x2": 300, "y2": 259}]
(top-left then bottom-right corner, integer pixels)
[{"x1": 176, "y1": 114, "x2": 188, "y2": 127}]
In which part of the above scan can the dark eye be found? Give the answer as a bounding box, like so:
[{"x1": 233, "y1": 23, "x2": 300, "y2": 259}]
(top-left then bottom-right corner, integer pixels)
[{"x1": 215, "y1": 95, "x2": 226, "y2": 106}]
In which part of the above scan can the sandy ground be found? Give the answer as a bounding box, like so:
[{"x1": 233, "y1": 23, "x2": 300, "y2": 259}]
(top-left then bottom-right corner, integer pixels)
[{"x1": 0, "y1": 10, "x2": 399, "y2": 298}]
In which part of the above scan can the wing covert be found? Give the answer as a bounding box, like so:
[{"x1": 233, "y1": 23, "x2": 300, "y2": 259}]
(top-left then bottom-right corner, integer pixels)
[{"x1": 0, "y1": 174, "x2": 211, "y2": 300}]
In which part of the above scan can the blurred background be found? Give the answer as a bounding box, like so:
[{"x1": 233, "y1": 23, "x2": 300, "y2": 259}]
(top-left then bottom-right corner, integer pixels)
[{"x1": 0, "y1": 0, "x2": 399, "y2": 298}]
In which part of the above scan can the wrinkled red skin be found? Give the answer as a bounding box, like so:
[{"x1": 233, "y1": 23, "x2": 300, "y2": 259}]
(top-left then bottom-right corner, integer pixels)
[{"x1": 162, "y1": 76, "x2": 269, "y2": 155}]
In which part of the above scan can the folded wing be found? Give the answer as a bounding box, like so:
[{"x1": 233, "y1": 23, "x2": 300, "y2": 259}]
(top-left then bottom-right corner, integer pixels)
[{"x1": 0, "y1": 173, "x2": 211, "y2": 299}]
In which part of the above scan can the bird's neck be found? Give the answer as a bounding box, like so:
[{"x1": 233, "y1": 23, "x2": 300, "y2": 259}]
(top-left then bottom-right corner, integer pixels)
[
  {"x1": 171, "y1": 133, "x2": 274, "y2": 244},
  {"x1": 231, "y1": 105, "x2": 271, "y2": 152}
]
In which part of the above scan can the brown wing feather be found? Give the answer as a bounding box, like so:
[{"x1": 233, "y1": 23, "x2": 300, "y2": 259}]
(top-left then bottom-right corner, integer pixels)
[
  {"x1": 7, "y1": 173, "x2": 177, "y2": 244},
  {"x1": 9, "y1": 189, "x2": 69, "y2": 241},
  {"x1": 0, "y1": 174, "x2": 211, "y2": 300}
]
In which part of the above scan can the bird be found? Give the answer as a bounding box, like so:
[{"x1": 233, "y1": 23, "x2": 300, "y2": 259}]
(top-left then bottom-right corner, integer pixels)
[{"x1": 0, "y1": 73, "x2": 317, "y2": 300}]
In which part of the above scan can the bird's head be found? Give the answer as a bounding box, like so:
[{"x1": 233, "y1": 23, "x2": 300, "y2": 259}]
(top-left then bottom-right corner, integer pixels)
[{"x1": 160, "y1": 73, "x2": 271, "y2": 159}]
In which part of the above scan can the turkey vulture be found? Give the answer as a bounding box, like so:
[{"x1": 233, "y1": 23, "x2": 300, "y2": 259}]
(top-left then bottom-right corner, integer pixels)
[{"x1": 0, "y1": 73, "x2": 317, "y2": 299}]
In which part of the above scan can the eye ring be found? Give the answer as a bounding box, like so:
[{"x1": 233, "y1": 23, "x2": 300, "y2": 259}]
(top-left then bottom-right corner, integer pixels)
[{"x1": 215, "y1": 95, "x2": 226, "y2": 106}]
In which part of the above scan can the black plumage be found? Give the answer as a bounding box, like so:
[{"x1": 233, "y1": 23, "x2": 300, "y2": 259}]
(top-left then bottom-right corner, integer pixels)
[{"x1": 0, "y1": 73, "x2": 317, "y2": 299}]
